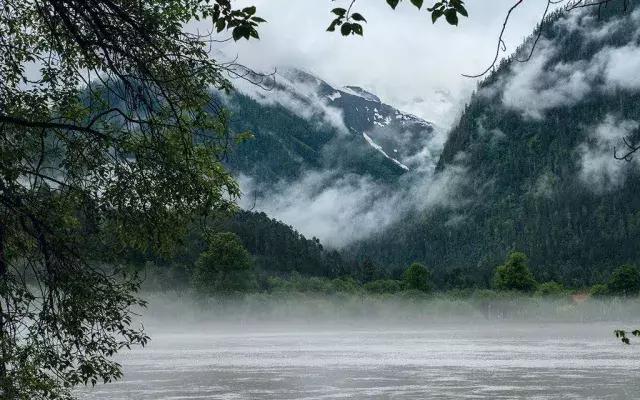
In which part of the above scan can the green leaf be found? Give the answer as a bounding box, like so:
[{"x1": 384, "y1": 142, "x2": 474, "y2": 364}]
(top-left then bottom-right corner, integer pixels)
[
  {"x1": 232, "y1": 27, "x2": 244, "y2": 41},
  {"x1": 431, "y1": 9, "x2": 443, "y2": 23},
  {"x1": 353, "y1": 23, "x2": 364, "y2": 36},
  {"x1": 455, "y1": 3, "x2": 468, "y2": 17},
  {"x1": 351, "y1": 13, "x2": 367, "y2": 22},
  {"x1": 427, "y1": 1, "x2": 442, "y2": 11},
  {"x1": 332, "y1": 8, "x2": 347, "y2": 16},
  {"x1": 411, "y1": 0, "x2": 424, "y2": 9},
  {"x1": 242, "y1": 6, "x2": 256, "y2": 15},
  {"x1": 215, "y1": 19, "x2": 225, "y2": 33},
  {"x1": 341, "y1": 22, "x2": 352, "y2": 36},
  {"x1": 386, "y1": 0, "x2": 401, "y2": 10},
  {"x1": 444, "y1": 9, "x2": 458, "y2": 25}
]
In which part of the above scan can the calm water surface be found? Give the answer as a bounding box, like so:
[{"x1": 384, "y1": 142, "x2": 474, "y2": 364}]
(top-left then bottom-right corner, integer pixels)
[{"x1": 81, "y1": 322, "x2": 640, "y2": 399}]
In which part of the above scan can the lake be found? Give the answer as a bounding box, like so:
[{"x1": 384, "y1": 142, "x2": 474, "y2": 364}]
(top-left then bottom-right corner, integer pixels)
[{"x1": 80, "y1": 322, "x2": 640, "y2": 399}]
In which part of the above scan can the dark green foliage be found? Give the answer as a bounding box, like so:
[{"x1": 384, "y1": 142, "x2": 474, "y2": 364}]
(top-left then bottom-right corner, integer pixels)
[
  {"x1": 364, "y1": 279, "x2": 403, "y2": 294},
  {"x1": 352, "y1": 2, "x2": 640, "y2": 288},
  {"x1": 210, "y1": 211, "x2": 345, "y2": 277},
  {"x1": 331, "y1": 276, "x2": 362, "y2": 294},
  {"x1": 402, "y1": 262, "x2": 432, "y2": 292},
  {"x1": 607, "y1": 265, "x2": 640, "y2": 297},
  {"x1": 193, "y1": 232, "x2": 256, "y2": 294},
  {"x1": 590, "y1": 284, "x2": 609, "y2": 297},
  {"x1": 493, "y1": 252, "x2": 537, "y2": 292},
  {"x1": 614, "y1": 329, "x2": 640, "y2": 345},
  {"x1": 327, "y1": 0, "x2": 467, "y2": 35},
  {"x1": 535, "y1": 281, "x2": 565, "y2": 297},
  {"x1": 225, "y1": 91, "x2": 407, "y2": 186},
  {"x1": 0, "y1": 0, "x2": 266, "y2": 397},
  {"x1": 121, "y1": 210, "x2": 346, "y2": 290}
]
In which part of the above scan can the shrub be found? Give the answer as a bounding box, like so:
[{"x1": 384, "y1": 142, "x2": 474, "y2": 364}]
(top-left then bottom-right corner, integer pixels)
[
  {"x1": 535, "y1": 281, "x2": 565, "y2": 297},
  {"x1": 493, "y1": 252, "x2": 537, "y2": 292},
  {"x1": 607, "y1": 264, "x2": 640, "y2": 297},
  {"x1": 332, "y1": 276, "x2": 362, "y2": 294},
  {"x1": 402, "y1": 263, "x2": 432, "y2": 292},
  {"x1": 364, "y1": 279, "x2": 402, "y2": 294},
  {"x1": 590, "y1": 283, "x2": 609, "y2": 297}
]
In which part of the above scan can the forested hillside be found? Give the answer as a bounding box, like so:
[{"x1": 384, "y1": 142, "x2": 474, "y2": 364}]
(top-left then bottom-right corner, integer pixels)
[
  {"x1": 351, "y1": 2, "x2": 640, "y2": 287},
  {"x1": 123, "y1": 210, "x2": 350, "y2": 289},
  {"x1": 223, "y1": 68, "x2": 437, "y2": 186}
]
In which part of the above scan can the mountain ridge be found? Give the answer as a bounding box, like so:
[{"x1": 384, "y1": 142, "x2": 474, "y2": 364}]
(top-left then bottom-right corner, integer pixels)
[{"x1": 349, "y1": 2, "x2": 640, "y2": 287}]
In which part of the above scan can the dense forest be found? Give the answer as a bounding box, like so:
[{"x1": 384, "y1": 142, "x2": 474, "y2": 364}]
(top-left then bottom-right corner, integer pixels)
[
  {"x1": 130, "y1": 210, "x2": 640, "y2": 300},
  {"x1": 221, "y1": 69, "x2": 432, "y2": 186},
  {"x1": 350, "y1": 1, "x2": 640, "y2": 287},
  {"x1": 132, "y1": 2, "x2": 640, "y2": 293}
]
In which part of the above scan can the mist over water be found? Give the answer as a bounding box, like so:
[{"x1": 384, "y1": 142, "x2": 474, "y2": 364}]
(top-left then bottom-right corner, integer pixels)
[{"x1": 79, "y1": 295, "x2": 640, "y2": 400}]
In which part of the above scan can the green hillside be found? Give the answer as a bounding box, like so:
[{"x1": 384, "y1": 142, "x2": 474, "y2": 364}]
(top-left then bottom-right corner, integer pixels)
[{"x1": 352, "y1": 2, "x2": 640, "y2": 287}]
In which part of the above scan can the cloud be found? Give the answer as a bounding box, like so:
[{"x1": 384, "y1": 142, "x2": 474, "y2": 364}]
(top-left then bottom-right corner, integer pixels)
[
  {"x1": 532, "y1": 172, "x2": 558, "y2": 199},
  {"x1": 597, "y1": 44, "x2": 640, "y2": 90},
  {"x1": 238, "y1": 162, "x2": 467, "y2": 248},
  {"x1": 200, "y1": 0, "x2": 557, "y2": 129},
  {"x1": 239, "y1": 172, "x2": 400, "y2": 247},
  {"x1": 578, "y1": 114, "x2": 639, "y2": 191},
  {"x1": 501, "y1": 40, "x2": 591, "y2": 119},
  {"x1": 232, "y1": 71, "x2": 349, "y2": 134},
  {"x1": 497, "y1": 9, "x2": 640, "y2": 119}
]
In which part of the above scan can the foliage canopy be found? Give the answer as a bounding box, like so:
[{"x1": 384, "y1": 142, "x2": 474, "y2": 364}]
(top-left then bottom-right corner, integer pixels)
[
  {"x1": 402, "y1": 262, "x2": 432, "y2": 292},
  {"x1": 493, "y1": 252, "x2": 538, "y2": 292},
  {"x1": 0, "y1": 0, "x2": 266, "y2": 397},
  {"x1": 193, "y1": 232, "x2": 256, "y2": 294}
]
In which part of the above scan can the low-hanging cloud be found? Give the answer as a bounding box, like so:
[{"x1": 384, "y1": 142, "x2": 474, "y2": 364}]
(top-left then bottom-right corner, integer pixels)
[
  {"x1": 207, "y1": 0, "x2": 557, "y2": 129},
  {"x1": 238, "y1": 162, "x2": 467, "y2": 249},
  {"x1": 497, "y1": 8, "x2": 640, "y2": 119},
  {"x1": 232, "y1": 70, "x2": 349, "y2": 134},
  {"x1": 578, "y1": 114, "x2": 639, "y2": 191},
  {"x1": 226, "y1": 5, "x2": 640, "y2": 247},
  {"x1": 501, "y1": 40, "x2": 591, "y2": 120}
]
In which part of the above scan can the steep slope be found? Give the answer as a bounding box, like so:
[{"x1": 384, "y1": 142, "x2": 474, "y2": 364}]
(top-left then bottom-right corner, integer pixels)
[
  {"x1": 223, "y1": 68, "x2": 437, "y2": 186},
  {"x1": 126, "y1": 210, "x2": 346, "y2": 280},
  {"x1": 353, "y1": 3, "x2": 640, "y2": 287}
]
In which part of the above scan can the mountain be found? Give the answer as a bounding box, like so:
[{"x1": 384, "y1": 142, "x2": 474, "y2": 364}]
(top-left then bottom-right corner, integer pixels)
[
  {"x1": 351, "y1": 2, "x2": 640, "y2": 287},
  {"x1": 223, "y1": 68, "x2": 438, "y2": 186}
]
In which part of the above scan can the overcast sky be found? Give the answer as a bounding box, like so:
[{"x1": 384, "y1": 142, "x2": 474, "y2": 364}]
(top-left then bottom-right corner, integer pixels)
[{"x1": 212, "y1": 0, "x2": 556, "y2": 127}]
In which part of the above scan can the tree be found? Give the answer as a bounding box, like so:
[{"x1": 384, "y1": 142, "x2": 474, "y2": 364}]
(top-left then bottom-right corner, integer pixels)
[
  {"x1": 402, "y1": 262, "x2": 432, "y2": 292},
  {"x1": 0, "y1": 1, "x2": 266, "y2": 398},
  {"x1": 493, "y1": 252, "x2": 537, "y2": 292},
  {"x1": 192, "y1": 232, "x2": 256, "y2": 294},
  {"x1": 358, "y1": 258, "x2": 382, "y2": 283},
  {"x1": 2, "y1": 0, "x2": 635, "y2": 396},
  {"x1": 607, "y1": 264, "x2": 640, "y2": 297}
]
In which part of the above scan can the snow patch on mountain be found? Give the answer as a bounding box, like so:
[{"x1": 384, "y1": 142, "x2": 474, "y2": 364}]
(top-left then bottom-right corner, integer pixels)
[
  {"x1": 341, "y1": 86, "x2": 381, "y2": 103},
  {"x1": 363, "y1": 133, "x2": 410, "y2": 171},
  {"x1": 327, "y1": 91, "x2": 342, "y2": 101}
]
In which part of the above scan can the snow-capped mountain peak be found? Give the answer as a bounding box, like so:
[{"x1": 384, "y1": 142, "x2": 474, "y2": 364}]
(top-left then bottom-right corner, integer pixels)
[{"x1": 340, "y1": 86, "x2": 381, "y2": 103}]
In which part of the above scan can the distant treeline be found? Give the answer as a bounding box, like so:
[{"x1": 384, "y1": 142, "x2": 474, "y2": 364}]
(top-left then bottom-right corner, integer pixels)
[{"x1": 121, "y1": 211, "x2": 640, "y2": 299}]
